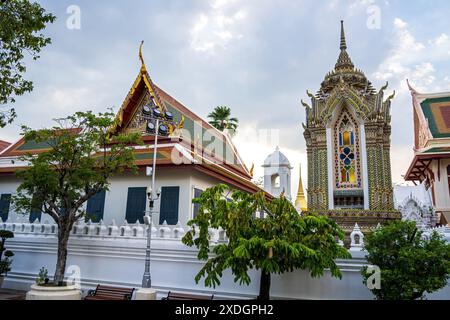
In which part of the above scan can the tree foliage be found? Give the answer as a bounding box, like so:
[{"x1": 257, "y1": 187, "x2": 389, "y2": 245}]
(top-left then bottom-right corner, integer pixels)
[
  {"x1": 207, "y1": 106, "x2": 239, "y2": 134},
  {"x1": 362, "y1": 220, "x2": 450, "y2": 300},
  {"x1": 13, "y1": 111, "x2": 142, "y2": 283},
  {"x1": 0, "y1": 230, "x2": 14, "y2": 277},
  {"x1": 182, "y1": 184, "x2": 350, "y2": 299},
  {"x1": 0, "y1": 0, "x2": 56, "y2": 127}
]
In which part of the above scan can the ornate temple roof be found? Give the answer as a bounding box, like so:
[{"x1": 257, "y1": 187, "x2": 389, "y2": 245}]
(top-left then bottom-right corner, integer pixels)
[
  {"x1": 404, "y1": 82, "x2": 450, "y2": 183},
  {"x1": 0, "y1": 43, "x2": 267, "y2": 196},
  {"x1": 319, "y1": 21, "x2": 374, "y2": 95},
  {"x1": 0, "y1": 140, "x2": 11, "y2": 153},
  {"x1": 302, "y1": 21, "x2": 395, "y2": 129}
]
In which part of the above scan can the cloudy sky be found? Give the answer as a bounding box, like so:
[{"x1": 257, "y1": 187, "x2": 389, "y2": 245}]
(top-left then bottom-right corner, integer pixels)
[{"x1": 2, "y1": 0, "x2": 450, "y2": 194}]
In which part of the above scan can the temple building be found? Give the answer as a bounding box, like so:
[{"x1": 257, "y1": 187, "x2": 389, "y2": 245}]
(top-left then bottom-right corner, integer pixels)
[
  {"x1": 404, "y1": 82, "x2": 450, "y2": 226},
  {"x1": 301, "y1": 21, "x2": 400, "y2": 231},
  {"x1": 0, "y1": 45, "x2": 262, "y2": 226}
]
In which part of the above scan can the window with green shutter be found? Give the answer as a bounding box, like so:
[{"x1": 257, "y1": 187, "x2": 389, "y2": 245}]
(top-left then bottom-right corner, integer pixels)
[
  {"x1": 125, "y1": 187, "x2": 147, "y2": 224},
  {"x1": 86, "y1": 190, "x2": 106, "y2": 222},
  {"x1": 159, "y1": 186, "x2": 180, "y2": 225},
  {"x1": 0, "y1": 194, "x2": 11, "y2": 222},
  {"x1": 29, "y1": 196, "x2": 42, "y2": 223},
  {"x1": 192, "y1": 188, "x2": 203, "y2": 218}
]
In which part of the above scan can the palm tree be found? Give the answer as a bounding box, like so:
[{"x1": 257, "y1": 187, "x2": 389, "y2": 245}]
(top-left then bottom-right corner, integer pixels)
[{"x1": 207, "y1": 106, "x2": 239, "y2": 134}]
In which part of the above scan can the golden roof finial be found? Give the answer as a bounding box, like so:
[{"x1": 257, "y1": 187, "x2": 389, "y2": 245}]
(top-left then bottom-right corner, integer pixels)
[
  {"x1": 139, "y1": 40, "x2": 145, "y2": 68},
  {"x1": 139, "y1": 40, "x2": 150, "y2": 74},
  {"x1": 249, "y1": 163, "x2": 255, "y2": 177},
  {"x1": 295, "y1": 164, "x2": 307, "y2": 212}
]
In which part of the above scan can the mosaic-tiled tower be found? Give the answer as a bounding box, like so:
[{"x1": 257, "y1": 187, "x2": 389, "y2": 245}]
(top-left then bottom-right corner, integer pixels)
[{"x1": 302, "y1": 21, "x2": 396, "y2": 216}]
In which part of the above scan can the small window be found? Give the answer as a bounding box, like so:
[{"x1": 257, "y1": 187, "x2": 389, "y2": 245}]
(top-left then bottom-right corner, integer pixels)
[
  {"x1": 86, "y1": 190, "x2": 106, "y2": 222},
  {"x1": 0, "y1": 194, "x2": 11, "y2": 222},
  {"x1": 192, "y1": 188, "x2": 203, "y2": 219},
  {"x1": 30, "y1": 196, "x2": 43, "y2": 223},
  {"x1": 125, "y1": 187, "x2": 147, "y2": 224},
  {"x1": 272, "y1": 174, "x2": 280, "y2": 188},
  {"x1": 159, "y1": 187, "x2": 180, "y2": 225}
]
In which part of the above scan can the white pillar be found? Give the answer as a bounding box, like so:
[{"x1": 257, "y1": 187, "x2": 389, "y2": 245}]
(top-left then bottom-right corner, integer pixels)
[
  {"x1": 326, "y1": 127, "x2": 334, "y2": 210},
  {"x1": 360, "y1": 124, "x2": 369, "y2": 210}
]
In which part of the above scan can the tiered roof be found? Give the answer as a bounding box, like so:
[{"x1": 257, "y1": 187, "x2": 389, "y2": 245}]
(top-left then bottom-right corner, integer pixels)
[
  {"x1": 0, "y1": 43, "x2": 263, "y2": 194},
  {"x1": 404, "y1": 82, "x2": 450, "y2": 182},
  {"x1": 303, "y1": 21, "x2": 394, "y2": 129}
]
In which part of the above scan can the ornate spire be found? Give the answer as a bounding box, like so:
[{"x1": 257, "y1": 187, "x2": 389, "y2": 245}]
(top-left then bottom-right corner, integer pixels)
[
  {"x1": 295, "y1": 164, "x2": 307, "y2": 213},
  {"x1": 319, "y1": 20, "x2": 371, "y2": 94},
  {"x1": 335, "y1": 20, "x2": 354, "y2": 71},
  {"x1": 340, "y1": 20, "x2": 347, "y2": 50}
]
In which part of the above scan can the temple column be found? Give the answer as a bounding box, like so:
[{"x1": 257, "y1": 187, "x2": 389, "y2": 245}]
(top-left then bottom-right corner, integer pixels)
[
  {"x1": 326, "y1": 127, "x2": 334, "y2": 209},
  {"x1": 360, "y1": 124, "x2": 369, "y2": 209}
]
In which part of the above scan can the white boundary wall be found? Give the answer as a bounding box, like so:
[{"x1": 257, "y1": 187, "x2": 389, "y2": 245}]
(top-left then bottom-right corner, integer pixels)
[{"x1": 1, "y1": 219, "x2": 449, "y2": 300}]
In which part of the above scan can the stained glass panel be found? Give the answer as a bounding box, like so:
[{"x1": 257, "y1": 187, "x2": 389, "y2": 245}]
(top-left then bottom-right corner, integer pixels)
[{"x1": 333, "y1": 110, "x2": 361, "y2": 189}]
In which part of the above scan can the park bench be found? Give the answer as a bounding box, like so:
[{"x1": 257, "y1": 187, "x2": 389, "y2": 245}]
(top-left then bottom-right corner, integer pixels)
[
  {"x1": 84, "y1": 284, "x2": 135, "y2": 300},
  {"x1": 162, "y1": 291, "x2": 214, "y2": 300}
]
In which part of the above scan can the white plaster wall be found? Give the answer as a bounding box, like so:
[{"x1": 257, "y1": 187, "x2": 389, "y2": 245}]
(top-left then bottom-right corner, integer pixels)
[
  {"x1": 104, "y1": 169, "x2": 191, "y2": 226},
  {"x1": 0, "y1": 167, "x2": 257, "y2": 230},
  {"x1": 2, "y1": 233, "x2": 449, "y2": 300},
  {"x1": 432, "y1": 159, "x2": 450, "y2": 211},
  {"x1": 0, "y1": 168, "x2": 195, "y2": 226},
  {"x1": 188, "y1": 169, "x2": 236, "y2": 220},
  {"x1": 0, "y1": 176, "x2": 25, "y2": 221}
]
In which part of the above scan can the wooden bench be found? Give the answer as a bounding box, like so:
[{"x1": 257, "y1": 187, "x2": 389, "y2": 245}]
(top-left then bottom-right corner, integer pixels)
[
  {"x1": 84, "y1": 285, "x2": 135, "y2": 300},
  {"x1": 162, "y1": 291, "x2": 214, "y2": 300}
]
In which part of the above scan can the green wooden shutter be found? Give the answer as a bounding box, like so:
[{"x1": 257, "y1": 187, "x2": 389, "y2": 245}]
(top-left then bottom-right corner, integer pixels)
[
  {"x1": 125, "y1": 187, "x2": 147, "y2": 224},
  {"x1": 193, "y1": 188, "x2": 203, "y2": 218},
  {"x1": 0, "y1": 194, "x2": 11, "y2": 221},
  {"x1": 0, "y1": 194, "x2": 11, "y2": 222},
  {"x1": 29, "y1": 196, "x2": 42, "y2": 223},
  {"x1": 159, "y1": 187, "x2": 180, "y2": 225},
  {"x1": 86, "y1": 190, "x2": 106, "y2": 222}
]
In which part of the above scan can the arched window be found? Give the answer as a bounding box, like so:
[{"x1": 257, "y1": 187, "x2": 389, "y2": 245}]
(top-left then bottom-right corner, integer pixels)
[
  {"x1": 272, "y1": 174, "x2": 280, "y2": 188},
  {"x1": 333, "y1": 110, "x2": 361, "y2": 189}
]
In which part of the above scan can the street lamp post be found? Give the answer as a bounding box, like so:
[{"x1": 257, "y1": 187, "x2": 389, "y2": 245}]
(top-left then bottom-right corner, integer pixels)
[
  {"x1": 139, "y1": 102, "x2": 182, "y2": 290},
  {"x1": 141, "y1": 118, "x2": 159, "y2": 289}
]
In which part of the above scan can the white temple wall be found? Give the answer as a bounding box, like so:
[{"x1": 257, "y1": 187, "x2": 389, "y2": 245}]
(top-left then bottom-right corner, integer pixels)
[
  {"x1": 432, "y1": 159, "x2": 450, "y2": 212},
  {"x1": 1, "y1": 221, "x2": 449, "y2": 300},
  {"x1": 0, "y1": 175, "x2": 23, "y2": 221},
  {"x1": 188, "y1": 169, "x2": 224, "y2": 220},
  {"x1": 104, "y1": 169, "x2": 192, "y2": 226},
  {"x1": 0, "y1": 167, "x2": 224, "y2": 228}
]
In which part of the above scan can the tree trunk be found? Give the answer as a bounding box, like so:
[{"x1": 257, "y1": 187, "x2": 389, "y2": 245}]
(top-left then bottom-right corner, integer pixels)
[
  {"x1": 258, "y1": 270, "x2": 271, "y2": 300},
  {"x1": 53, "y1": 222, "x2": 71, "y2": 285}
]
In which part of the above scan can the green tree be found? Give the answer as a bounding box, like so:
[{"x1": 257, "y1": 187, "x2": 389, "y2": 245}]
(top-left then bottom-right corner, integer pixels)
[
  {"x1": 362, "y1": 220, "x2": 450, "y2": 300},
  {"x1": 13, "y1": 111, "x2": 142, "y2": 284},
  {"x1": 207, "y1": 106, "x2": 239, "y2": 134},
  {"x1": 182, "y1": 184, "x2": 350, "y2": 300},
  {"x1": 0, "y1": 230, "x2": 14, "y2": 277},
  {"x1": 0, "y1": 0, "x2": 56, "y2": 127}
]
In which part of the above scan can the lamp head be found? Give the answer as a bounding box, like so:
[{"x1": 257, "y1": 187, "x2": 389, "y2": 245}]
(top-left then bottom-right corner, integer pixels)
[
  {"x1": 146, "y1": 186, "x2": 152, "y2": 197},
  {"x1": 156, "y1": 187, "x2": 162, "y2": 198}
]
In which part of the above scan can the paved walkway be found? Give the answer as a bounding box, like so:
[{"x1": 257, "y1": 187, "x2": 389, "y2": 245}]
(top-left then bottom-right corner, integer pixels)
[{"x1": 0, "y1": 288, "x2": 26, "y2": 300}]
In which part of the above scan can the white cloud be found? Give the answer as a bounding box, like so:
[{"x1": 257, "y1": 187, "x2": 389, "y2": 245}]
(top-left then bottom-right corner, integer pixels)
[
  {"x1": 374, "y1": 18, "x2": 450, "y2": 93},
  {"x1": 190, "y1": 0, "x2": 247, "y2": 53}
]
